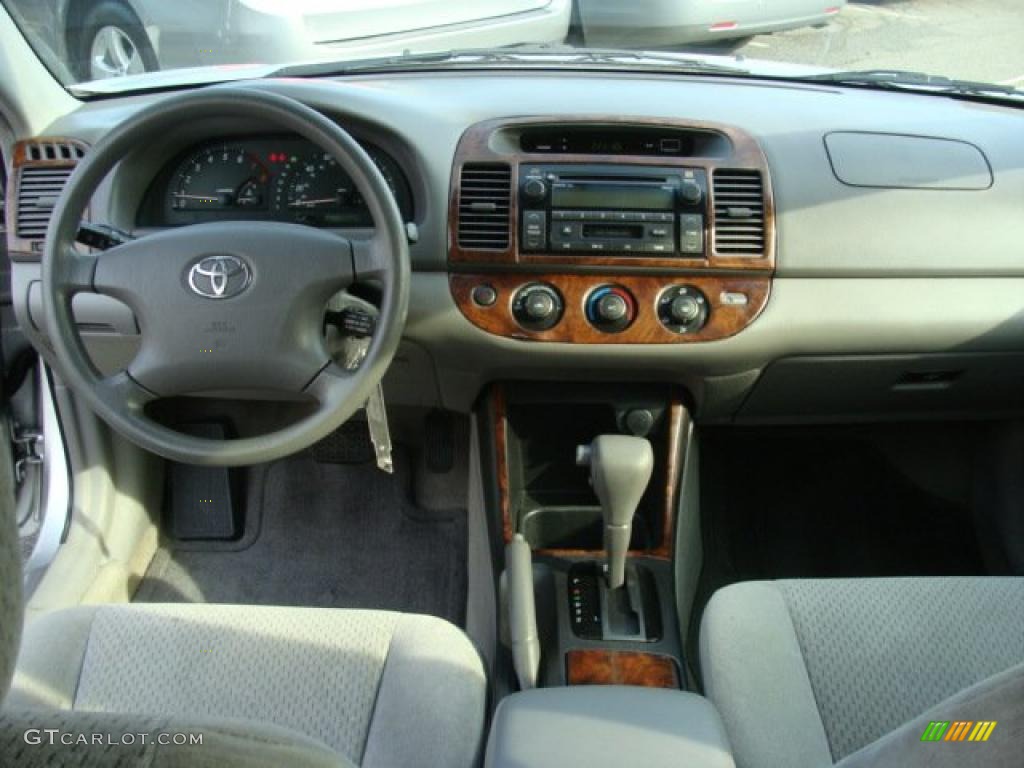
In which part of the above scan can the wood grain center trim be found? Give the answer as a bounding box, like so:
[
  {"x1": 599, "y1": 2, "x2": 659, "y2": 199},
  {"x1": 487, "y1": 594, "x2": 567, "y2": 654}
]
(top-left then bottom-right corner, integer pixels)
[{"x1": 566, "y1": 649, "x2": 681, "y2": 689}]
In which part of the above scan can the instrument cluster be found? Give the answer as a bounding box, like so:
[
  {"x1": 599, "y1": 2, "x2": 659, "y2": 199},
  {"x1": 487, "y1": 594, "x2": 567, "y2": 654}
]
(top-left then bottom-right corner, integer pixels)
[{"x1": 139, "y1": 135, "x2": 413, "y2": 228}]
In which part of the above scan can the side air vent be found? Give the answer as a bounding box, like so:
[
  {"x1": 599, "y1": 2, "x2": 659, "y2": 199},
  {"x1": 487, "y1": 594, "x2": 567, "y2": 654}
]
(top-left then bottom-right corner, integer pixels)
[
  {"x1": 16, "y1": 166, "x2": 74, "y2": 239},
  {"x1": 712, "y1": 169, "x2": 765, "y2": 256},
  {"x1": 457, "y1": 163, "x2": 511, "y2": 250},
  {"x1": 22, "y1": 140, "x2": 86, "y2": 163}
]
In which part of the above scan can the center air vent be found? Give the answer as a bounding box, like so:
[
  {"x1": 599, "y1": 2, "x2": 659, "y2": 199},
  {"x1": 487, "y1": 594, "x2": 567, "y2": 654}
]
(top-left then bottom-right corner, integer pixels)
[
  {"x1": 712, "y1": 169, "x2": 765, "y2": 256},
  {"x1": 16, "y1": 166, "x2": 75, "y2": 239},
  {"x1": 457, "y1": 163, "x2": 511, "y2": 250}
]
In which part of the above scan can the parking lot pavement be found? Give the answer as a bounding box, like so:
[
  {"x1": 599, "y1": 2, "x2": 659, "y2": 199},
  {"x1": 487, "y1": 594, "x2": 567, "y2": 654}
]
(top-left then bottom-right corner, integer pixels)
[{"x1": 729, "y1": 0, "x2": 1024, "y2": 86}]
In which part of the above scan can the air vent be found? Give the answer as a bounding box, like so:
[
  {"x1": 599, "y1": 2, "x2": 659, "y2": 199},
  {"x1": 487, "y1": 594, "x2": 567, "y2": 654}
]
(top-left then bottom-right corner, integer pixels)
[
  {"x1": 23, "y1": 140, "x2": 86, "y2": 163},
  {"x1": 16, "y1": 166, "x2": 74, "y2": 239},
  {"x1": 457, "y1": 163, "x2": 511, "y2": 250},
  {"x1": 712, "y1": 169, "x2": 765, "y2": 256}
]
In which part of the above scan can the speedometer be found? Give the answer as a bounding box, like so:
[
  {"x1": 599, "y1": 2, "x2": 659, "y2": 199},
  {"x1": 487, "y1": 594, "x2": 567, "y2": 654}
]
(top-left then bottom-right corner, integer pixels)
[
  {"x1": 272, "y1": 148, "x2": 405, "y2": 226},
  {"x1": 272, "y1": 151, "x2": 351, "y2": 221},
  {"x1": 171, "y1": 145, "x2": 269, "y2": 211}
]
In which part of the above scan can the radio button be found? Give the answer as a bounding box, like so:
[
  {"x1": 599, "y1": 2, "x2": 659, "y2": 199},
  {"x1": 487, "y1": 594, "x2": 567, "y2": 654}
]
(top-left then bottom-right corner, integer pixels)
[
  {"x1": 471, "y1": 284, "x2": 498, "y2": 307},
  {"x1": 522, "y1": 210, "x2": 546, "y2": 251},
  {"x1": 679, "y1": 214, "x2": 704, "y2": 255}
]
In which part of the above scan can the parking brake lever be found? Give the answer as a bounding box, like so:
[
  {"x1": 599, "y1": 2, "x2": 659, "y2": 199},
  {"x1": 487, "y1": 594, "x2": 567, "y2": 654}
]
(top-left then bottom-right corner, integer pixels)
[{"x1": 506, "y1": 533, "x2": 540, "y2": 690}]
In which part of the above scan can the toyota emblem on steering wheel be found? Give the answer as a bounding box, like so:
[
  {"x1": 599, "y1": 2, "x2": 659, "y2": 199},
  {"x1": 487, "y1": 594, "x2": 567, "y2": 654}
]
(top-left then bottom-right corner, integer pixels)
[{"x1": 187, "y1": 255, "x2": 252, "y2": 299}]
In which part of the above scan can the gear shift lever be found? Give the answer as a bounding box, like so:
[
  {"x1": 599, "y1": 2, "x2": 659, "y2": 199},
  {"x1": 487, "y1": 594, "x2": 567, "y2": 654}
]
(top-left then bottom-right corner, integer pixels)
[{"x1": 577, "y1": 435, "x2": 654, "y2": 589}]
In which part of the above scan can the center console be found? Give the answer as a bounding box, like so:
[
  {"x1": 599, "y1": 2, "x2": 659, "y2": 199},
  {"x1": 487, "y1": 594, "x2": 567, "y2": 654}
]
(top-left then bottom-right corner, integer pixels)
[
  {"x1": 448, "y1": 116, "x2": 774, "y2": 345},
  {"x1": 461, "y1": 117, "x2": 757, "y2": 767}
]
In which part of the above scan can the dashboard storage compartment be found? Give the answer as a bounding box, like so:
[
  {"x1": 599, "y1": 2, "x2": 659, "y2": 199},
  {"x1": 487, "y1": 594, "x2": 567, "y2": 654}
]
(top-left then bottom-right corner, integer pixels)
[{"x1": 485, "y1": 686, "x2": 735, "y2": 768}]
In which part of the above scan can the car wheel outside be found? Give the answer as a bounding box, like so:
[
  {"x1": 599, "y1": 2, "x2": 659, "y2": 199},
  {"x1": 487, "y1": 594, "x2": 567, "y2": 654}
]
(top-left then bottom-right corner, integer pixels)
[{"x1": 72, "y1": 1, "x2": 158, "y2": 81}]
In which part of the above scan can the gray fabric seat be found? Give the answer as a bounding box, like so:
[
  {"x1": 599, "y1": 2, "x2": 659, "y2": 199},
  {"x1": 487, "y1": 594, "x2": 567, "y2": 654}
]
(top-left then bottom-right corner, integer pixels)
[
  {"x1": 0, "y1": 440, "x2": 485, "y2": 767},
  {"x1": 7, "y1": 603, "x2": 486, "y2": 767},
  {"x1": 700, "y1": 578, "x2": 1024, "y2": 768}
]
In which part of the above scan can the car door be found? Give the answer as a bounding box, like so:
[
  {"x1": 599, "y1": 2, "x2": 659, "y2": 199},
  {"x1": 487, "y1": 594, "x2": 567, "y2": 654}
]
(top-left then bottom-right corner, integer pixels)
[
  {"x1": 288, "y1": 0, "x2": 558, "y2": 43},
  {"x1": 0, "y1": 143, "x2": 71, "y2": 592}
]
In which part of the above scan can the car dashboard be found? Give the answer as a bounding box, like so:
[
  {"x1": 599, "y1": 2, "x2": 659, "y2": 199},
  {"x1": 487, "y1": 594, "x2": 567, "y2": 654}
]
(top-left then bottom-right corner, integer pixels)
[{"x1": 6, "y1": 71, "x2": 1024, "y2": 424}]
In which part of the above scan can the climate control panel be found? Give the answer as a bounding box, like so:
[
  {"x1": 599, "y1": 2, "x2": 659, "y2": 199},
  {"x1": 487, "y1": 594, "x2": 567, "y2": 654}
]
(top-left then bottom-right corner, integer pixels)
[{"x1": 451, "y1": 273, "x2": 769, "y2": 344}]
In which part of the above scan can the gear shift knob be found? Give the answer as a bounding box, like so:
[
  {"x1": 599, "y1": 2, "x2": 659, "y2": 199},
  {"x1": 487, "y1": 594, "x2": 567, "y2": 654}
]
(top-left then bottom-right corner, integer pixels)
[{"x1": 578, "y1": 435, "x2": 654, "y2": 589}]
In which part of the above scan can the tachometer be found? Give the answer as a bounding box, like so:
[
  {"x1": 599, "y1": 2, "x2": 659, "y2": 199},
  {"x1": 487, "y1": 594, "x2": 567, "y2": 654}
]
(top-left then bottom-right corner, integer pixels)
[{"x1": 171, "y1": 145, "x2": 269, "y2": 211}]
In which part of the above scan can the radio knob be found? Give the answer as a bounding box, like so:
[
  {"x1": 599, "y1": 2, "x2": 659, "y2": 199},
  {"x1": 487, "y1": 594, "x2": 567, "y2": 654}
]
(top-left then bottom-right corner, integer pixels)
[
  {"x1": 512, "y1": 283, "x2": 563, "y2": 331},
  {"x1": 679, "y1": 180, "x2": 702, "y2": 206},
  {"x1": 522, "y1": 177, "x2": 548, "y2": 202},
  {"x1": 670, "y1": 294, "x2": 701, "y2": 324}
]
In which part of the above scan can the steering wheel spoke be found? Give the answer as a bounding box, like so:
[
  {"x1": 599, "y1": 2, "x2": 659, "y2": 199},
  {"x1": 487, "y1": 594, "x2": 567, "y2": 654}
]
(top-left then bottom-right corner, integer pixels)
[
  {"x1": 352, "y1": 237, "x2": 391, "y2": 284},
  {"x1": 97, "y1": 371, "x2": 157, "y2": 413},
  {"x1": 55, "y1": 248, "x2": 100, "y2": 296}
]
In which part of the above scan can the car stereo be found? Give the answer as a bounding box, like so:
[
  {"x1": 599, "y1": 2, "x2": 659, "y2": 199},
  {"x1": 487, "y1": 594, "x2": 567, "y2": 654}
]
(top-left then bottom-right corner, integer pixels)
[{"x1": 518, "y1": 164, "x2": 707, "y2": 257}]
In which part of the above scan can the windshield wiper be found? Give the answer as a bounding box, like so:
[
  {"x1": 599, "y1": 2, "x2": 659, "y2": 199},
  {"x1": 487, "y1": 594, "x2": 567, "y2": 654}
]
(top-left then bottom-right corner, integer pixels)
[
  {"x1": 270, "y1": 46, "x2": 748, "y2": 79},
  {"x1": 802, "y1": 69, "x2": 1021, "y2": 99}
]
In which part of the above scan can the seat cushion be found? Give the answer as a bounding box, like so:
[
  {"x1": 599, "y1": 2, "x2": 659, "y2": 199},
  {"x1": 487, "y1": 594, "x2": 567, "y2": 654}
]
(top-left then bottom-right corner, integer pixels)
[
  {"x1": 7, "y1": 603, "x2": 486, "y2": 768},
  {"x1": 700, "y1": 577, "x2": 1024, "y2": 768}
]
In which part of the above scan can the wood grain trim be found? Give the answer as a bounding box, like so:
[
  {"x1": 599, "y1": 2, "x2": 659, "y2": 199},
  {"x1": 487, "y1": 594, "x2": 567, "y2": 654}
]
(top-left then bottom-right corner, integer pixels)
[
  {"x1": 448, "y1": 115, "x2": 774, "y2": 272},
  {"x1": 495, "y1": 386, "x2": 686, "y2": 560},
  {"x1": 451, "y1": 273, "x2": 769, "y2": 344},
  {"x1": 651, "y1": 400, "x2": 688, "y2": 559},
  {"x1": 494, "y1": 386, "x2": 514, "y2": 544},
  {"x1": 566, "y1": 650, "x2": 680, "y2": 689},
  {"x1": 7, "y1": 138, "x2": 89, "y2": 259}
]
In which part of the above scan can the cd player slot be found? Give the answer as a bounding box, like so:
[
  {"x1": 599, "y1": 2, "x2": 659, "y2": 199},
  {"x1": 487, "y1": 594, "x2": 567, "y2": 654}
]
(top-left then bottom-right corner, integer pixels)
[
  {"x1": 581, "y1": 224, "x2": 644, "y2": 239},
  {"x1": 555, "y1": 174, "x2": 671, "y2": 184}
]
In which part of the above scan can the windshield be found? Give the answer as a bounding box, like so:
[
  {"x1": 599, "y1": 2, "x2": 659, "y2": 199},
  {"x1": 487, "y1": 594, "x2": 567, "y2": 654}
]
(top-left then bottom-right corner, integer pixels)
[{"x1": 2, "y1": 0, "x2": 1022, "y2": 97}]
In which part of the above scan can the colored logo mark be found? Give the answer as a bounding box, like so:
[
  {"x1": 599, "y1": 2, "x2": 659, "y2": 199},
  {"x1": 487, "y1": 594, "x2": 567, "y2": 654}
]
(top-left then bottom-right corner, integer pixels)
[{"x1": 921, "y1": 721, "x2": 997, "y2": 742}]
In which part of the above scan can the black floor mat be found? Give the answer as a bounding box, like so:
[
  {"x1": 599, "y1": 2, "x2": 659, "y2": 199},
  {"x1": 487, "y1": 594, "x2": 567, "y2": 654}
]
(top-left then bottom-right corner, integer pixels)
[
  {"x1": 134, "y1": 449, "x2": 467, "y2": 626},
  {"x1": 688, "y1": 425, "x2": 988, "y2": 678},
  {"x1": 701, "y1": 425, "x2": 986, "y2": 586}
]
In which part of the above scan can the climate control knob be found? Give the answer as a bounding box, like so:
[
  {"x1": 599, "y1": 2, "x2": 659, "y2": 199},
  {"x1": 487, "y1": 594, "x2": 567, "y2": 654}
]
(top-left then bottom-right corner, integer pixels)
[
  {"x1": 585, "y1": 284, "x2": 636, "y2": 333},
  {"x1": 670, "y1": 294, "x2": 701, "y2": 325},
  {"x1": 657, "y1": 285, "x2": 709, "y2": 333},
  {"x1": 512, "y1": 283, "x2": 563, "y2": 331}
]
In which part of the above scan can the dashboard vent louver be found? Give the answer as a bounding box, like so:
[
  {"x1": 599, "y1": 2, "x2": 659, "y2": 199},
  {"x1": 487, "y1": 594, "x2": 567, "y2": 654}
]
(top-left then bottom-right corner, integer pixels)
[
  {"x1": 16, "y1": 166, "x2": 75, "y2": 239},
  {"x1": 458, "y1": 163, "x2": 511, "y2": 250},
  {"x1": 22, "y1": 140, "x2": 86, "y2": 163},
  {"x1": 712, "y1": 169, "x2": 765, "y2": 256}
]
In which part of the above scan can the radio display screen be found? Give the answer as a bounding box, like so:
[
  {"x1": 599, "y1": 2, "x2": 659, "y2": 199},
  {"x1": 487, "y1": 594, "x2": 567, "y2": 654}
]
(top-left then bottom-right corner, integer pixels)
[{"x1": 551, "y1": 183, "x2": 674, "y2": 211}]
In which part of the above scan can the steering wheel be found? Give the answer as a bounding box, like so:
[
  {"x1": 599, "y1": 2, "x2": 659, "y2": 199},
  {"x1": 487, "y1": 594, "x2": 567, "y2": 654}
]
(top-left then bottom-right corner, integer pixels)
[{"x1": 41, "y1": 88, "x2": 410, "y2": 466}]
